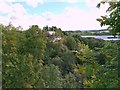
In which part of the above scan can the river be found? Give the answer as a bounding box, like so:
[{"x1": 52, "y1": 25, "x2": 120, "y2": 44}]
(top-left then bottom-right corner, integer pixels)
[{"x1": 81, "y1": 35, "x2": 120, "y2": 40}]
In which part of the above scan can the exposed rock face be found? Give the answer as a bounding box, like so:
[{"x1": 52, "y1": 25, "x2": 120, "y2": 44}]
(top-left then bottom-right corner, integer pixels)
[{"x1": 47, "y1": 31, "x2": 62, "y2": 42}]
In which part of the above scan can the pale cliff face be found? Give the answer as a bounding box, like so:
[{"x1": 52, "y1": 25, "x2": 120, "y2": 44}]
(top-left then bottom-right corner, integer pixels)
[{"x1": 48, "y1": 31, "x2": 55, "y2": 35}]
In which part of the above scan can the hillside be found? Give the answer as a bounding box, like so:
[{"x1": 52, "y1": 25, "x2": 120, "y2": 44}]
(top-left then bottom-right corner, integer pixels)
[{"x1": 1, "y1": 24, "x2": 119, "y2": 88}]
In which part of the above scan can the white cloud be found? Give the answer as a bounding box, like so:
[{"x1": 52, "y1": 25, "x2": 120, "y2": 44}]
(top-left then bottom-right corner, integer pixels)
[
  {"x1": 0, "y1": 6, "x2": 108, "y2": 30},
  {"x1": 0, "y1": 0, "x2": 44, "y2": 7},
  {"x1": 0, "y1": 2, "x2": 12, "y2": 14},
  {"x1": 60, "y1": 0, "x2": 79, "y2": 3},
  {"x1": 85, "y1": 0, "x2": 100, "y2": 7},
  {"x1": 13, "y1": 3, "x2": 27, "y2": 14},
  {"x1": 0, "y1": 14, "x2": 47, "y2": 30},
  {"x1": 85, "y1": 0, "x2": 110, "y2": 10},
  {"x1": 42, "y1": 6, "x2": 108, "y2": 30},
  {"x1": 24, "y1": 0, "x2": 44, "y2": 8},
  {"x1": 0, "y1": 2, "x2": 27, "y2": 15},
  {"x1": 0, "y1": 2, "x2": 28, "y2": 29},
  {"x1": 0, "y1": 1, "x2": 109, "y2": 30}
]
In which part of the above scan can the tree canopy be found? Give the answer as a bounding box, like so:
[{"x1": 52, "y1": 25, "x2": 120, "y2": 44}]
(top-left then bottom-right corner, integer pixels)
[
  {"x1": 97, "y1": 0, "x2": 120, "y2": 36},
  {"x1": 1, "y1": 23, "x2": 119, "y2": 88}
]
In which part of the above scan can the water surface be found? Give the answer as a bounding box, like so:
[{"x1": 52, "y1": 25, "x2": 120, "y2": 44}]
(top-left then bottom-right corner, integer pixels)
[{"x1": 81, "y1": 35, "x2": 120, "y2": 40}]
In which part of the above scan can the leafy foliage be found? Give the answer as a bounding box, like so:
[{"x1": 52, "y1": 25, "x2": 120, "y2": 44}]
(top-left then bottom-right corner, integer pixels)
[
  {"x1": 2, "y1": 24, "x2": 119, "y2": 88},
  {"x1": 97, "y1": 1, "x2": 120, "y2": 36}
]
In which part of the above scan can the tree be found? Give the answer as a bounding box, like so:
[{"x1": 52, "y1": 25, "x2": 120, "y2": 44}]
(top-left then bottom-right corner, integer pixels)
[
  {"x1": 63, "y1": 72, "x2": 77, "y2": 88},
  {"x1": 73, "y1": 42, "x2": 97, "y2": 88},
  {"x1": 2, "y1": 25, "x2": 47, "y2": 88},
  {"x1": 64, "y1": 35, "x2": 77, "y2": 50},
  {"x1": 25, "y1": 25, "x2": 47, "y2": 60},
  {"x1": 0, "y1": 24, "x2": 3, "y2": 89},
  {"x1": 97, "y1": 0, "x2": 120, "y2": 36},
  {"x1": 96, "y1": 1, "x2": 120, "y2": 88},
  {"x1": 41, "y1": 64, "x2": 62, "y2": 88},
  {"x1": 2, "y1": 25, "x2": 19, "y2": 88}
]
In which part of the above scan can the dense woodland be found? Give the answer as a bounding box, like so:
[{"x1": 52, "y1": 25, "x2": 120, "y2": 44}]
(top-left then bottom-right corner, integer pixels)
[
  {"x1": 1, "y1": 24, "x2": 119, "y2": 88},
  {"x1": 1, "y1": 0, "x2": 120, "y2": 89}
]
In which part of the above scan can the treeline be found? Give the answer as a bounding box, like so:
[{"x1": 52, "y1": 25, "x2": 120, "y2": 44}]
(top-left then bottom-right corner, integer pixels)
[
  {"x1": 1, "y1": 24, "x2": 119, "y2": 88},
  {"x1": 65, "y1": 30, "x2": 111, "y2": 36}
]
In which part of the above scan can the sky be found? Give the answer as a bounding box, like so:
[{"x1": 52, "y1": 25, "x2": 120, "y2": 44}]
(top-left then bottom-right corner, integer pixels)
[{"x1": 0, "y1": 0, "x2": 110, "y2": 30}]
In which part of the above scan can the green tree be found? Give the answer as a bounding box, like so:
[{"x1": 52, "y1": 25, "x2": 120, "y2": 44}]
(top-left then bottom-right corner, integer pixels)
[
  {"x1": 2, "y1": 25, "x2": 19, "y2": 88},
  {"x1": 64, "y1": 35, "x2": 77, "y2": 50},
  {"x1": 92, "y1": 41, "x2": 119, "y2": 88},
  {"x1": 73, "y1": 42, "x2": 97, "y2": 88},
  {"x1": 63, "y1": 72, "x2": 77, "y2": 88},
  {"x1": 97, "y1": 0, "x2": 120, "y2": 36},
  {"x1": 2, "y1": 25, "x2": 47, "y2": 88},
  {"x1": 42, "y1": 64, "x2": 62, "y2": 88},
  {"x1": 25, "y1": 25, "x2": 47, "y2": 60},
  {"x1": 96, "y1": 1, "x2": 120, "y2": 88}
]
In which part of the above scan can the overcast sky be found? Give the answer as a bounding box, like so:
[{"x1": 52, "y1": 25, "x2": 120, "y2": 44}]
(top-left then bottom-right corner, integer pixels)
[{"x1": 0, "y1": 0, "x2": 110, "y2": 30}]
